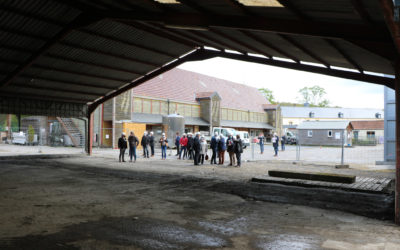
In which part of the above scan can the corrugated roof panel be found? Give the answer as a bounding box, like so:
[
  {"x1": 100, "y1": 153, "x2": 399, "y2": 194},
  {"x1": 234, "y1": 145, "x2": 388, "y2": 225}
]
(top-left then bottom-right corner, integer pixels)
[
  {"x1": 252, "y1": 32, "x2": 317, "y2": 63},
  {"x1": 48, "y1": 44, "x2": 153, "y2": 75},
  {"x1": 338, "y1": 40, "x2": 394, "y2": 75},
  {"x1": 292, "y1": 36, "x2": 355, "y2": 69},
  {"x1": 0, "y1": 30, "x2": 46, "y2": 52},
  {"x1": 213, "y1": 28, "x2": 270, "y2": 56},
  {"x1": 3, "y1": 0, "x2": 81, "y2": 24},
  {"x1": 86, "y1": 20, "x2": 192, "y2": 56},
  {"x1": 16, "y1": 75, "x2": 113, "y2": 94},
  {"x1": 0, "y1": 47, "x2": 31, "y2": 63},
  {"x1": 3, "y1": 85, "x2": 96, "y2": 102},
  {"x1": 36, "y1": 56, "x2": 140, "y2": 81},
  {"x1": 23, "y1": 67, "x2": 125, "y2": 89},
  {"x1": 64, "y1": 30, "x2": 172, "y2": 65},
  {"x1": 245, "y1": 6, "x2": 297, "y2": 20}
]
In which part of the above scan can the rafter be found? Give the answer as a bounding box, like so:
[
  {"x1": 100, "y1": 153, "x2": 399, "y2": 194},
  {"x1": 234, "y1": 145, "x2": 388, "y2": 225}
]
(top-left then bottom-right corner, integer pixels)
[
  {"x1": 58, "y1": 41, "x2": 160, "y2": 67},
  {"x1": 190, "y1": 30, "x2": 247, "y2": 54},
  {"x1": 122, "y1": 21, "x2": 197, "y2": 47},
  {"x1": 197, "y1": 49, "x2": 394, "y2": 88},
  {"x1": 164, "y1": 28, "x2": 225, "y2": 51},
  {"x1": 78, "y1": 28, "x2": 176, "y2": 58},
  {"x1": 0, "y1": 91, "x2": 92, "y2": 103},
  {"x1": 351, "y1": 0, "x2": 373, "y2": 24},
  {"x1": 277, "y1": 0, "x2": 310, "y2": 20},
  {"x1": 325, "y1": 39, "x2": 363, "y2": 73},
  {"x1": 280, "y1": 34, "x2": 330, "y2": 67},
  {"x1": 18, "y1": 74, "x2": 117, "y2": 90},
  {"x1": 32, "y1": 64, "x2": 130, "y2": 83},
  {"x1": 44, "y1": 54, "x2": 143, "y2": 76},
  {"x1": 240, "y1": 30, "x2": 300, "y2": 62},
  {"x1": 222, "y1": 0, "x2": 253, "y2": 16},
  {"x1": 210, "y1": 28, "x2": 271, "y2": 58},
  {"x1": 0, "y1": 13, "x2": 101, "y2": 89},
  {"x1": 11, "y1": 82, "x2": 102, "y2": 97},
  {"x1": 178, "y1": 0, "x2": 210, "y2": 13}
]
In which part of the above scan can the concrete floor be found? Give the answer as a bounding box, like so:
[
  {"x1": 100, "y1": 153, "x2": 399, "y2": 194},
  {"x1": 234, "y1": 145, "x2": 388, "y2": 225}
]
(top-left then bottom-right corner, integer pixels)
[{"x1": 0, "y1": 155, "x2": 399, "y2": 250}]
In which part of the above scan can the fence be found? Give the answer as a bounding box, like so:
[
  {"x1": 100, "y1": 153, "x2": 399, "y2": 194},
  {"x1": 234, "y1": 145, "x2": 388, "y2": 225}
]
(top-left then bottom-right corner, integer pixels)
[{"x1": 243, "y1": 135, "x2": 384, "y2": 166}]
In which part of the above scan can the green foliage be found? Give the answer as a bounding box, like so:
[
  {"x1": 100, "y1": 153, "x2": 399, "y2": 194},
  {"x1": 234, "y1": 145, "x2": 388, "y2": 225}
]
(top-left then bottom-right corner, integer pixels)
[
  {"x1": 297, "y1": 85, "x2": 330, "y2": 107},
  {"x1": 258, "y1": 88, "x2": 276, "y2": 104},
  {"x1": 28, "y1": 125, "x2": 35, "y2": 143}
]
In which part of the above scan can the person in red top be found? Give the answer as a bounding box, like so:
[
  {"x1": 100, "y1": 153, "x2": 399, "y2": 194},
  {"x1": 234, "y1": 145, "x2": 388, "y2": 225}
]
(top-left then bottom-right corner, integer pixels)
[{"x1": 179, "y1": 133, "x2": 188, "y2": 159}]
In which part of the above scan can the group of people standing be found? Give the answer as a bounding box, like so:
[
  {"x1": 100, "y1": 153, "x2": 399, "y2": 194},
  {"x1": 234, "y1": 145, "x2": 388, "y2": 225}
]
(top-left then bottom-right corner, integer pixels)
[
  {"x1": 210, "y1": 133, "x2": 243, "y2": 167},
  {"x1": 176, "y1": 132, "x2": 212, "y2": 165},
  {"x1": 117, "y1": 130, "x2": 169, "y2": 162},
  {"x1": 118, "y1": 130, "x2": 243, "y2": 167}
]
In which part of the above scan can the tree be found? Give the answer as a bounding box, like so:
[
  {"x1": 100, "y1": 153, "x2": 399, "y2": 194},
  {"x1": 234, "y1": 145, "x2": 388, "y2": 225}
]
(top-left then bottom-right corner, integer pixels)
[
  {"x1": 258, "y1": 88, "x2": 276, "y2": 104},
  {"x1": 297, "y1": 85, "x2": 330, "y2": 107}
]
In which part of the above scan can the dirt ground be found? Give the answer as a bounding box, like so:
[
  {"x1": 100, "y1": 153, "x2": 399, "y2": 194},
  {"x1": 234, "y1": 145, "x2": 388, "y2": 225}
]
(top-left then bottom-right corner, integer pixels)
[{"x1": 0, "y1": 155, "x2": 399, "y2": 250}]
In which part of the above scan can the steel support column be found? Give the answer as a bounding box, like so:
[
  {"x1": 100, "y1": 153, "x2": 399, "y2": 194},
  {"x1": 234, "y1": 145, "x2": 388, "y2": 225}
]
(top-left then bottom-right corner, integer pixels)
[
  {"x1": 395, "y1": 61, "x2": 400, "y2": 225},
  {"x1": 87, "y1": 111, "x2": 94, "y2": 155}
]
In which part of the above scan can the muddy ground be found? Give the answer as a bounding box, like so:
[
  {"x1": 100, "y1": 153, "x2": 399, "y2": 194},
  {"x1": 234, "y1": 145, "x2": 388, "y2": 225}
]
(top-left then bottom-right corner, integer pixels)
[{"x1": 0, "y1": 156, "x2": 400, "y2": 250}]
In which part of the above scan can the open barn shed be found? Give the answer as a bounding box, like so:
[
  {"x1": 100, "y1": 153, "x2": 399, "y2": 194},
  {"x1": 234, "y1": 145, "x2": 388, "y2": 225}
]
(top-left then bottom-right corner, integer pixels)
[{"x1": 1, "y1": 0, "x2": 400, "y2": 224}]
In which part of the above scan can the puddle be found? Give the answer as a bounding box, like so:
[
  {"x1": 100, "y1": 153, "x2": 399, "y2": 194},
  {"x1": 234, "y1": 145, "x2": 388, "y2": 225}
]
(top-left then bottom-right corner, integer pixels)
[{"x1": 0, "y1": 217, "x2": 229, "y2": 249}]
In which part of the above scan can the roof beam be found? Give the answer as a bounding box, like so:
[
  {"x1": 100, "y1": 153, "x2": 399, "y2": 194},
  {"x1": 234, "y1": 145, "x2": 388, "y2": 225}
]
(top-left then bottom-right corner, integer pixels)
[
  {"x1": 351, "y1": 0, "x2": 374, "y2": 24},
  {"x1": 379, "y1": 0, "x2": 400, "y2": 55},
  {"x1": 190, "y1": 30, "x2": 246, "y2": 54},
  {"x1": 59, "y1": 41, "x2": 159, "y2": 67},
  {"x1": 279, "y1": 34, "x2": 330, "y2": 67},
  {"x1": 277, "y1": 0, "x2": 310, "y2": 20},
  {"x1": 347, "y1": 39, "x2": 396, "y2": 61},
  {"x1": 325, "y1": 39, "x2": 364, "y2": 73},
  {"x1": 0, "y1": 13, "x2": 101, "y2": 89},
  {"x1": 108, "y1": 12, "x2": 391, "y2": 42},
  {"x1": 11, "y1": 82, "x2": 102, "y2": 97},
  {"x1": 18, "y1": 75, "x2": 117, "y2": 90},
  {"x1": 88, "y1": 48, "x2": 212, "y2": 113},
  {"x1": 44, "y1": 54, "x2": 143, "y2": 76},
  {"x1": 122, "y1": 21, "x2": 197, "y2": 47},
  {"x1": 240, "y1": 30, "x2": 300, "y2": 62},
  {"x1": 163, "y1": 28, "x2": 225, "y2": 51},
  {"x1": 210, "y1": 29, "x2": 271, "y2": 58},
  {"x1": 196, "y1": 49, "x2": 394, "y2": 88},
  {"x1": 0, "y1": 3, "x2": 65, "y2": 26},
  {"x1": 0, "y1": 91, "x2": 91, "y2": 104},
  {"x1": 223, "y1": 0, "x2": 253, "y2": 16},
  {"x1": 32, "y1": 64, "x2": 130, "y2": 83},
  {"x1": 178, "y1": 0, "x2": 210, "y2": 13},
  {"x1": 78, "y1": 28, "x2": 176, "y2": 58}
]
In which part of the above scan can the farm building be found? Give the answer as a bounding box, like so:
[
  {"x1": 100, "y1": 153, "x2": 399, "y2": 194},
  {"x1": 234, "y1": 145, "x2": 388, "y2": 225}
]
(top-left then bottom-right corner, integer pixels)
[{"x1": 297, "y1": 121, "x2": 353, "y2": 146}]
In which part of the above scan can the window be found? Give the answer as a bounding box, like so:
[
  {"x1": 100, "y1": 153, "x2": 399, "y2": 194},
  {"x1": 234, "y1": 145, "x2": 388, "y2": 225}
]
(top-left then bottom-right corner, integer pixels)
[
  {"x1": 327, "y1": 130, "x2": 333, "y2": 137},
  {"x1": 367, "y1": 131, "x2": 375, "y2": 139},
  {"x1": 338, "y1": 112, "x2": 344, "y2": 118},
  {"x1": 309, "y1": 112, "x2": 315, "y2": 118},
  {"x1": 307, "y1": 130, "x2": 313, "y2": 137},
  {"x1": 353, "y1": 131, "x2": 359, "y2": 140}
]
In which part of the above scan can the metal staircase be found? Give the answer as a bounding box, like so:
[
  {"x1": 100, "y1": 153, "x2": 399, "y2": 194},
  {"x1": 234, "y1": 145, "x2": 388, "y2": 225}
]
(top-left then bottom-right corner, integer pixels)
[{"x1": 56, "y1": 117, "x2": 84, "y2": 147}]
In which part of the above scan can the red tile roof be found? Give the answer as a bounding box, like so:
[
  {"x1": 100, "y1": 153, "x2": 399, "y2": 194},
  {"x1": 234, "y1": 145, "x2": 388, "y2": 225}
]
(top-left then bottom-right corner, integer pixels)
[
  {"x1": 351, "y1": 120, "x2": 384, "y2": 130},
  {"x1": 132, "y1": 68, "x2": 270, "y2": 112}
]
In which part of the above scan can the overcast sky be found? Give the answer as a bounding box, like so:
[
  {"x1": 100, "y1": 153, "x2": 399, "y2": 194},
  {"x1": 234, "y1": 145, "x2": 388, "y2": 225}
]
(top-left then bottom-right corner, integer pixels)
[{"x1": 178, "y1": 57, "x2": 385, "y2": 109}]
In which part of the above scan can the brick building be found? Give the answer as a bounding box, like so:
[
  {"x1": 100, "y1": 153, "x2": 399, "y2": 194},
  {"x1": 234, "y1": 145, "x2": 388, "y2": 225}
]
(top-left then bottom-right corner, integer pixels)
[{"x1": 92, "y1": 68, "x2": 279, "y2": 148}]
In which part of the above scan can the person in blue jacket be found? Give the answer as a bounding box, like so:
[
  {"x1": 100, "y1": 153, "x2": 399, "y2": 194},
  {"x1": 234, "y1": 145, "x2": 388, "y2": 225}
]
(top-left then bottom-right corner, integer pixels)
[
  {"x1": 210, "y1": 132, "x2": 219, "y2": 165},
  {"x1": 218, "y1": 135, "x2": 226, "y2": 165}
]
